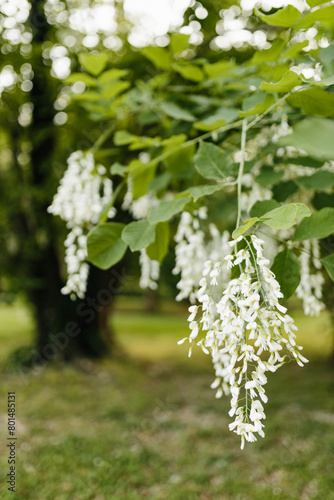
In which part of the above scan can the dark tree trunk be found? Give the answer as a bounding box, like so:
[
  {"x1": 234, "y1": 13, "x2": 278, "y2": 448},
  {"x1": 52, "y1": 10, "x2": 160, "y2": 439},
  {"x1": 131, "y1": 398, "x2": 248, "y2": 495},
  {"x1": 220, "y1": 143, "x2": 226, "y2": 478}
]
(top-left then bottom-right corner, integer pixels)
[{"x1": 5, "y1": 0, "x2": 121, "y2": 363}]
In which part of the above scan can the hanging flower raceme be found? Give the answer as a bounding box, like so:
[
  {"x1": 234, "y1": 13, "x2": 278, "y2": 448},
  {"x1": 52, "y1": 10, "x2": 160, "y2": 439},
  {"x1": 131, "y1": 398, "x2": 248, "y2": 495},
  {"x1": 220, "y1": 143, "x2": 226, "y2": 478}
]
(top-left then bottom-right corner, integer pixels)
[
  {"x1": 173, "y1": 208, "x2": 231, "y2": 303},
  {"x1": 296, "y1": 239, "x2": 325, "y2": 316},
  {"x1": 178, "y1": 234, "x2": 308, "y2": 449},
  {"x1": 48, "y1": 151, "x2": 114, "y2": 299}
]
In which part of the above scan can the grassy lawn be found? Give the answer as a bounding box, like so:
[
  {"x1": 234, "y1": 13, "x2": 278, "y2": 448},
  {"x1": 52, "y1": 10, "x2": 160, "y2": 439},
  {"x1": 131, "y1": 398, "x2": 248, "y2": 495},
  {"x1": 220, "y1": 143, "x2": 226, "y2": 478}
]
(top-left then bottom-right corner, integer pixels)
[{"x1": 0, "y1": 300, "x2": 334, "y2": 499}]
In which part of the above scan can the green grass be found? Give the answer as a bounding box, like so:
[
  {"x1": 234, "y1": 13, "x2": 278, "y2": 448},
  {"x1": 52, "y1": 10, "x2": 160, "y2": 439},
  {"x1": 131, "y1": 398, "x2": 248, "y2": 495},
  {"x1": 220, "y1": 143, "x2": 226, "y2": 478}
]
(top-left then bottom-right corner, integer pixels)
[{"x1": 0, "y1": 301, "x2": 334, "y2": 499}]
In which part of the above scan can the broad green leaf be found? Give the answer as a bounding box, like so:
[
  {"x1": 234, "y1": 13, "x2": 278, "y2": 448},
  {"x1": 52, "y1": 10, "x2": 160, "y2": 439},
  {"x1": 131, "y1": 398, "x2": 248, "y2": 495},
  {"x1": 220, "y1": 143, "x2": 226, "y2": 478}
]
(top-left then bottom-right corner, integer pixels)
[
  {"x1": 279, "y1": 118, "x2": 334, "y2": 160},
  {"x1": 312, "y1": 193, "x2": 334, "y2": 210},
  {"x1": 249, "y1": 200, "x2": 280, "y2": 218},
  {"x1": 307, "y1": 0, "x2": 330, "y2": 5},
  {"x1": 129, "y1": 161, "x2": 157, "y2": 199},
  {"x1": 87, "y1": 223, "x2": 127, "y2": 270},
  {"x1": 204, "y1": 61, "x2": 235, "y2": 79},
  {"x1": 102, "y1": 81, "x2": 130, "y2": 99},
  {"x1": 273, "y1": 181, "x2": 298, "y2": 202},
  {"x1": 182, "y1": 184, "x2": 223, "y2": 202},
  {"x1": 72, "y1": 91, "x2": 101, "y2": 101},
  {"x1": 161, "y1": 134, "x2": 187, "y2": 148},
  {"x1": 255, "y1": 166, "x2": 284, "y2": 187},
  {"x1": 322, "y1": 253, "x2": 334, "y2": 281},
  {"x1": 194, "y1": 142, "x2": 234, "y2": 181},
  {"x1": 160, "y1": 101, "x2": 195, "y2": 122},
  {"x1": 271, "y1": 248, "x2": 300, "y2": 299},
  {"x1": 99, "y1": 68, "x2": 128, "y2": 84},
  {"x1": 252, "y1": 39, "x2": 286, "y2": 63},
  {"x1": 173, "y1": 63, "x2": 204, "y2": 82},
  {"x1": 146, "y1": 222, "x2": 170, "y2": 262},
  {"x1": 261, "y1": 203, "x2": 311, "y2": 229},
  {"x1": 149, "y1": 172, "x2": 172, "y2": 192},
  {"x1": 278, "y1": 156, "x2": 324, "y2": 169},
  {"x1": 287, "y1": 87, "x2": 334, "y2": 117},
  {"x1": 170, "y1": 33, "x2": 190, "y2": 54},
  {"x1": 141, "y1": 46, "x2": 171, "y2": 70},
  {"x1": 65, "y1": 73, "x2": 97, "y2": 86},
  {"x1": 110, "y1": 162, "x2": 128, "y2": 177},
  {"x1": 294, "y1": 207, "x2": 334, "y2": 241},
  {"x1": 148, "y1": 196, "x2": 192, "y2": 224},
  {"x1": 232, "y1": 218, "x2": 259, "y2": 239},
  {"x1": 283, "y1": 41, "x2": 308, "y2": 59},
  {"x1": 260, "y1": 71, "x2": 302, "y2": 93},
  {"x1": 164, "y1": 143, "x2": 195, "y2": 174},
  {"x1": 78, "y1": 53, "x2": 109, "y2": 76},
  {"x1": 296, "y1": 171, "x2": 334, "y2": 190},
  {"x1": 122, "y1": 219, "x2": 156, "y2": 252},
  {"x1": 194, "y1": 108, "x2": 239, "y2": 132},
  {"x1": 297, "y1": 6, "x2": 334, "y2": 29},
  {"x1": 257, "y1": 5, "x2": 301, "y2": 27},
  {"x1": 240, "y1": 92, "x2": 275, "y2": 117},
  {"x1": 114, "y1": 130, "x2": 137, "y2": 145}
]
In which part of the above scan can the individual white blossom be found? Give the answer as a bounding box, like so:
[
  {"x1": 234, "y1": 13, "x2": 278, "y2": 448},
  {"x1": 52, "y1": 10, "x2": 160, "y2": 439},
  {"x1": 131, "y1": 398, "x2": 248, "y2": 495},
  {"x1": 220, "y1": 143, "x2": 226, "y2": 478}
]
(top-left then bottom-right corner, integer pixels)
[
  {"x1": 296, "y1": 239, "x2": 325, "y2": 316},
  {"x1": 139, "y1": 249, "x2": 160, "y2": 290},
  {"x1": 179, "y1": 234, "x2": 308, "y2": 449},
  {"x1": 48, "y1": 150, "x2": 114, "y2": 299}
]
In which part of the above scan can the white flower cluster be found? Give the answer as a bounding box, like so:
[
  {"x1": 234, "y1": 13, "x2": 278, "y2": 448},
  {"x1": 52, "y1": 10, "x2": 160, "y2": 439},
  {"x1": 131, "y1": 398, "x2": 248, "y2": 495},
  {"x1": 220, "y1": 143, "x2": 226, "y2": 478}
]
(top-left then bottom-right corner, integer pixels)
[
  {"x1": 48, "y1": 151, "x2": 114, "y2": 299},
  {"x1": 127, "y1": 193, "x2": 160, "y2": 290},
  {"x1": 179, "y1": 234, "x2": 308, "y2": 449},
  {"x1": 173, "y1": 208, "x2": 231, "y2": 303},
  {"x1": 139, "y1": 249, "x2": 160, "y2": 290},
  {"x1": 296, "y1": 239, "x2": 325, "y2": 316}
]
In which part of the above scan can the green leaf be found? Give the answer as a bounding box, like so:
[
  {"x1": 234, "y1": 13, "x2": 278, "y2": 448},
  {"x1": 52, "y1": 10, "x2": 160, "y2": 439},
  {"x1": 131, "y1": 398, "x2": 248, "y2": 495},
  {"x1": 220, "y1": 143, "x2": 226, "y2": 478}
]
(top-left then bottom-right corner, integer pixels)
[
  {"x1": 297, "y1": 6, "x2": 334, "y2": 29},
  {"x1": 287, "y1": 87, "x2": 334, "y2": 117},
  {"x1": 273, "y1": 181, "x2": 298, "y2": 202},
  {"x1": 78, "y1": 53, "x2": 109, "y2": 76},
  {"x1": 307, "y1": 0, "x2": 329, "y2": 6},
  {"x1": 114, "y1": 130, "x2": 137, "y2": 146},
  {"x1": 283, "y1": 41, "x2": 308, "y2": 59},
  {"x1": 101, "y1": 81, "x2": 130, "y2": 99},
  {"x1": 261, "y1": 203, "x2": 311, "y2": 229},
  {"x1": 182, "y1": 184, "x2": 223, "y2": 202},
  {"x1": 322, "y1": 253, "x2": 334, "y2": 281},
  {"x1": 129, "y1": 161, "x2": 157, "y2": 199},
  {"x1": 271, "y1": 248, "x2": 300, "y2": 299},
  {"x1": 160, "y1": 101, "x2": 195, "y2": 122},
  {"x1": 194, "y1": 142, "x2": 234, "y2": 181},
  {"x1": 173, "y1": 63, "x2": 204, "y2": 82},
  {"x1": 252, "y1": 39, "x2": 286, "y2": 63},
  {"x1": 194, "y1": 107, "x2": 239, "y2": 132},
  {"x1": 296, "y1": 171, "x2": 334, "y2": 190},
  {"x1": 148, "y1": 196, "x2": 192, "y2": 224},
  {"x1": 249, "y1": 200, "x2": 281, "y2": 218},
  {"x1": 164, "y1": 144, "x2": 195, "y2": 174},
  {"x1": 279, "y1": 118, "x2": 334, "y2": 160},
  {"x1": 146, "y1": 222, "x2": 170, "y2": 262},
  {"x1": 255, "y1": 166, "x2": 284, "y2": 187},
  {"x1": 312, "y1": 193, "x2": 334, "y2": 210},
  {"x1": 72, "y1": 91, "x2": 101, "y2": 101},
  {"x1": 87, "y1": 223, "x2": 127, "y2": 270},
  {"x1": 141, "y1": 46, "x2": 171, "y2": 70},
  {"x1": 257, "y1": 5, "x2": 301, "y2": 27},
  {"x1": 110, "y1": 162, "x2": 128, "y2": 177},
  {"x1": 122, "y1": 220, "x2": 156, "y2": 252},
  {"x1": 65, "y1": 73, "x2": 97, "y2": 86},
  {"x1": 260, "y1": 71, "x2": 302, "y2": 93},
  {"x1": 98, "y1": 68, "x2": 128, "y2": 84},
  {"x1": 170, "y1": 33, "x2": 190, "y2": 54},
  {"x1": 232, "y1": 218, "x2": 259, "y2": 239},
  {"x1": 240, "y1": 92, "x2": 275, "y2": 117},
  {"x1": 294, "y1": 208, "x2": 334, "y2": 241},
  {"x1": 204, "y1": 61, "x2": 235, "y2": 79}
]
